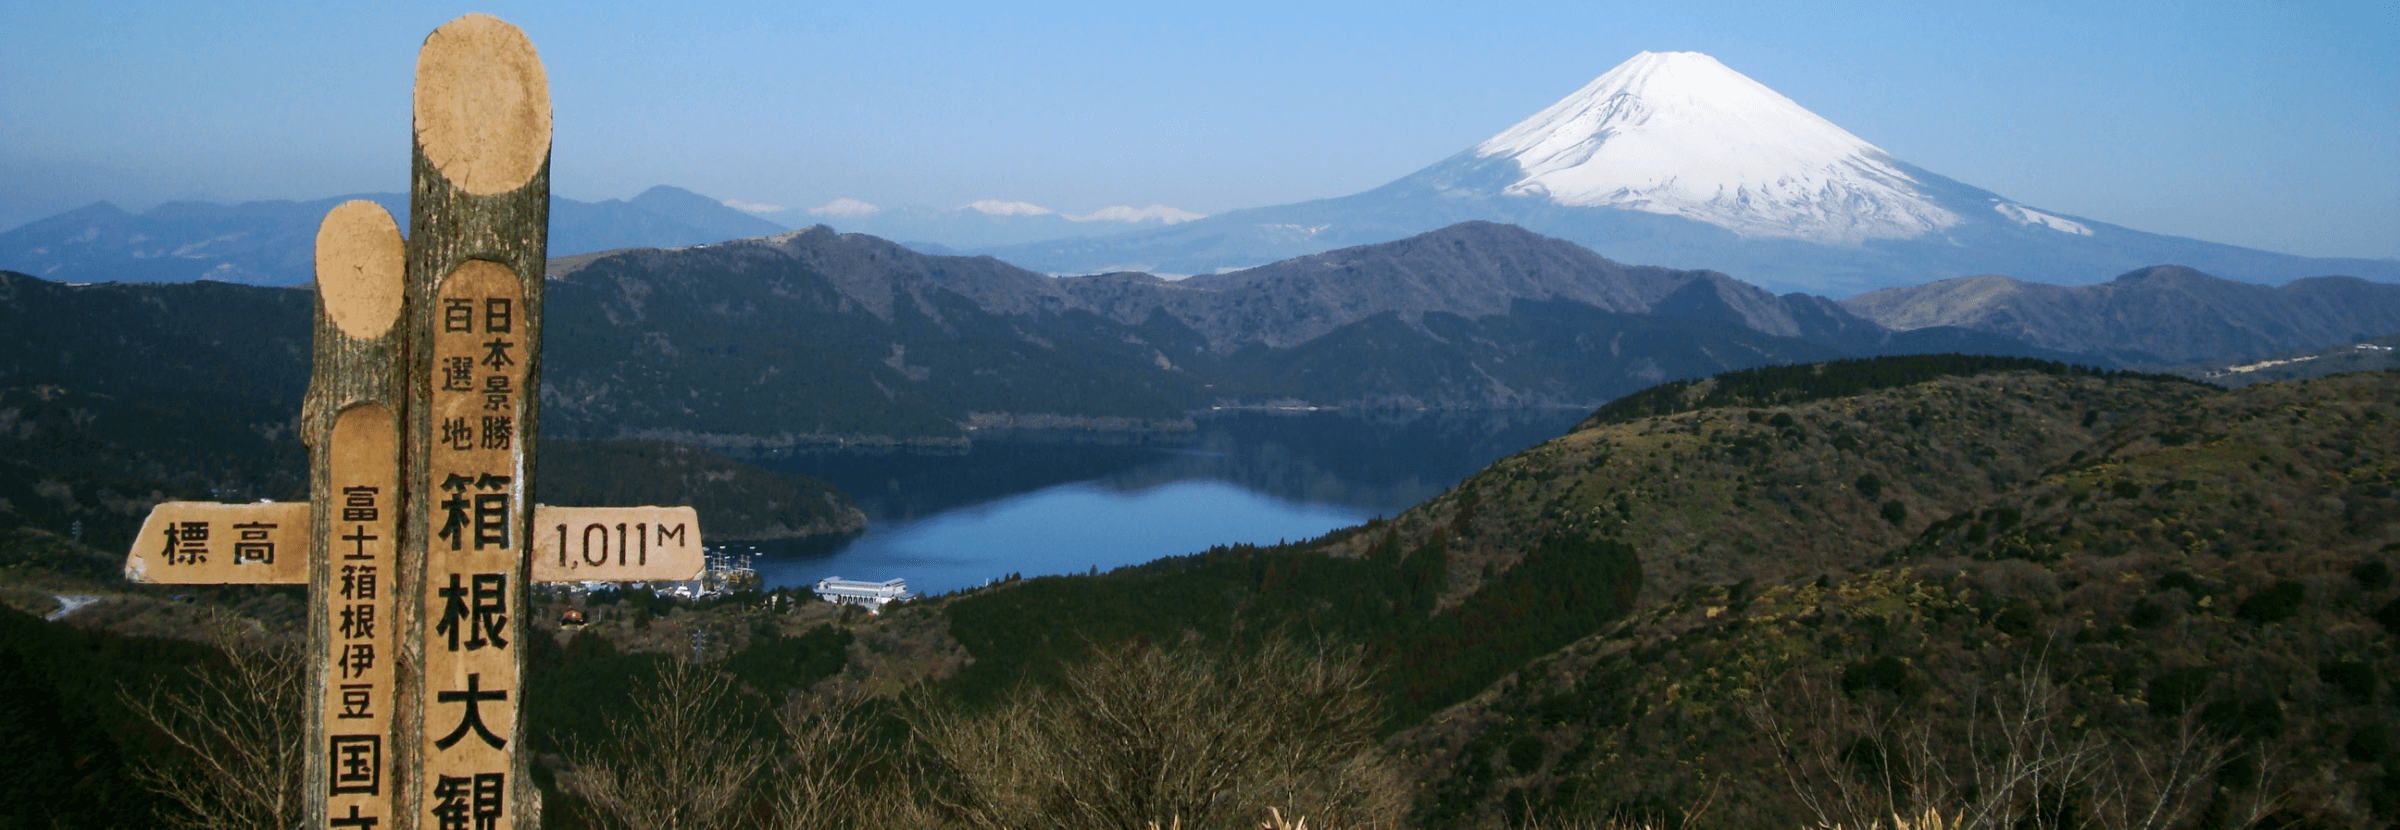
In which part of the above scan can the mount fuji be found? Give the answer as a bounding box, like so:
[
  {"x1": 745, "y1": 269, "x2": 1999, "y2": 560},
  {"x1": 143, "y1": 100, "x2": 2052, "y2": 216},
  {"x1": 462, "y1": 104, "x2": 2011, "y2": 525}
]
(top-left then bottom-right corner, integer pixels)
[{"x1": 978, "y1": 52, "x2": 2399, "y2": 295}]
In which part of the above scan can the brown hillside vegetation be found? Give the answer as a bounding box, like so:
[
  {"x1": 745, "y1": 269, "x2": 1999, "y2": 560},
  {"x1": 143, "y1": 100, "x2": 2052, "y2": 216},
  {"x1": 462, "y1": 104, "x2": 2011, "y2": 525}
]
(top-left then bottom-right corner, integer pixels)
[
  {"x1": 1397, "y1": 370, "x2": 2399, "y2": 829},
  {"x1": 1319, "y1": 368, "x2": 2213, "y2": 612}
]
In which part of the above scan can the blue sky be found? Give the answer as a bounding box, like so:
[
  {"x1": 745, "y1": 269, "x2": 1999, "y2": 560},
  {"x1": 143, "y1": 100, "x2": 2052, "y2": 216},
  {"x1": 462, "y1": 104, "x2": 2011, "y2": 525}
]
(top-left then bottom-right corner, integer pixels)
[{"x1": 4, "y1": 0, "x2": 2393, "y2": 259}]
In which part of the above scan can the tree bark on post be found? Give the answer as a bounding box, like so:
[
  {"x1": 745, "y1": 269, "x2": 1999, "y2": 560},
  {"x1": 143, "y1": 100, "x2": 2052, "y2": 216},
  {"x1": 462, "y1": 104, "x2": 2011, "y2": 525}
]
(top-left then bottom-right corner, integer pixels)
[
  {"x1": 304, "y1": 201, "x2": 410, "y2": 829},
  {"x1": 404, "y1": 14, "x2": 551, "y2": 829}
]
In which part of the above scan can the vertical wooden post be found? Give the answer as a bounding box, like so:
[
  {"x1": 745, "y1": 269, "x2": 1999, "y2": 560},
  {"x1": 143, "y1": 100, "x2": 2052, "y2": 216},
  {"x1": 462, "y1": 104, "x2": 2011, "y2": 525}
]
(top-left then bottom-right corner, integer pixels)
[
  {"x1": 306, "y1": 200, "x2": 411, "y2": 828},
  {"x1": 404, "y1": 14, "x2": 550, "y2": 829},
  {"x1": 117, "y1": 17, "x2": 709, "y2": 828}
]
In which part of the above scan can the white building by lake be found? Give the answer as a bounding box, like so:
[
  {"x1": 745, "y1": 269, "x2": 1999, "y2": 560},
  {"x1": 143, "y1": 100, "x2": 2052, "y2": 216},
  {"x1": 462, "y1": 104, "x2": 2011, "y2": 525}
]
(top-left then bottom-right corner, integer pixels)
[{"x1": 814, "y1": 576, "x2": 913, "y2": 612}]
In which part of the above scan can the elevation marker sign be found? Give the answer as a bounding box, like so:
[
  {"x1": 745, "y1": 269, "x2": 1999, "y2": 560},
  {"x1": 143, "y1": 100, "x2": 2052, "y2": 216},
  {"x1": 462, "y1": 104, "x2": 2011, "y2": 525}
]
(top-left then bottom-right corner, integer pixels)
[{"x1": 120, "y1": 15, "x2": 702, "y2": 829}]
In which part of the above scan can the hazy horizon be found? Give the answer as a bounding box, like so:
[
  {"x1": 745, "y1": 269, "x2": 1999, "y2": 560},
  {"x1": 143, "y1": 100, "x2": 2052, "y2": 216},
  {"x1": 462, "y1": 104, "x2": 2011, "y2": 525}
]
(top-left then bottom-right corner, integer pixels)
[{"x1": 6, "y1": 0, "x2": 2394, "y2": 260}]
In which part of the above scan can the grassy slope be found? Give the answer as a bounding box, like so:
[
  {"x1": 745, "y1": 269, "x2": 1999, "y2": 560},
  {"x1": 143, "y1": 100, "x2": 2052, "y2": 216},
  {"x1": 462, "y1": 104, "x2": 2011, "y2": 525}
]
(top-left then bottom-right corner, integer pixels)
[
  {"x1": 929, "y1": 361, "x2": 2395, "y2": 828},
  {"x1": 934, "y1": 360, "x2": 2208, "y2": 725},
  {"x1": 1395, "y1": 370, "x2": 2400, "y2": 828},
  {"x1": 1314, "y1": 360, "x2": 2210, "y2": 614}
]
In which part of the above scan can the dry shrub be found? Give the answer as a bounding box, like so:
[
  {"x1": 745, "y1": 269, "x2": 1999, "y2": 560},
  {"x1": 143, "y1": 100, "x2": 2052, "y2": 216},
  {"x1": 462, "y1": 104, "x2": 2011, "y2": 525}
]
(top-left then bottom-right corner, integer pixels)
[
  {"x1": 1744, "y1": 653, "x2": 2226, "y2": 830},
  {"x1": 1800, "y1": 811, "x2": 1954, "y2": 830},
  {"x1": 910, "y1": 638, "x2": 1408, "y2": 830},
  {"x1": 1507, "y1": 816, "x2": 1695, "y2": 830},
  {"x1": 122, "y1": 610, "x2": 307, "y2": 830},
  {"x1": 765, "y1": 687, "x2": 890, "y2": 830},
  {"x1": 560, "y1": 658, "x2": 772, "y2": 830}
]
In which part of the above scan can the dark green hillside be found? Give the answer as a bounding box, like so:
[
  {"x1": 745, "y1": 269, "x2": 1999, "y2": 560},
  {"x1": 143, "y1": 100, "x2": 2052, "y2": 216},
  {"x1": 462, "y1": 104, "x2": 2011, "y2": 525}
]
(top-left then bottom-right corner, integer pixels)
[
  {"x1": 0, "y1": 384, "x2": 306, "y2": 551},
  {"x1": 942, "y1": 527, "x2": 1638, "y2": 726},
  {"x1": 1398, "y1": 370, "x2": 2400, "y2": 829},
  {"x1": 535, "y1": 438, "x2": 865, "y2": 540},
  {"x1": 0, "y1": 557, "x2": 256, "y2": 827},
  {"x1": 1200, "y1": 300, "x2": 1856, "y2": 409},
  {"x1": 540, "y1": 241, "x2": 1200, "y2": 446},
  {"x1": 0, "y1": 245, "x2": 2125, "y2": 450},
  {"x1": 0, "y1": 383, "x2": 865, "y2": 549},
  {"x1": 0, "y1": 271, "x2": 313, "y2": 404},
  {"x1": 1578, "y1": 353, "x2": 2191, "y2": 429},
  {"x1": 0, "y1": 270, "x2": 872, "y2": 546}
]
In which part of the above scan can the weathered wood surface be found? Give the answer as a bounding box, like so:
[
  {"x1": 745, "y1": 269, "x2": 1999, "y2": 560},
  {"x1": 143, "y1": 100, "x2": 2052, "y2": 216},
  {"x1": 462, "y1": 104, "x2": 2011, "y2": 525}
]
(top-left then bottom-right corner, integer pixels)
[
  {"x1": 122, "y1": 501, "x2": 310, "y2": 584},
  {"x1": 110, "y1": 17, "x2": 642, "y2": 828},
  {"x1": 531, "y1": 506, "x2": 706, "y2": 582},
  {"x1": 128, "y1": 504, "x2": 707, "y2": 587},
  {"x1": 405, "y1": 14, "x2": 551, "y2": 829},
  {"x1": 305, "y1": 200, "x2": 409, "y2": 829}
]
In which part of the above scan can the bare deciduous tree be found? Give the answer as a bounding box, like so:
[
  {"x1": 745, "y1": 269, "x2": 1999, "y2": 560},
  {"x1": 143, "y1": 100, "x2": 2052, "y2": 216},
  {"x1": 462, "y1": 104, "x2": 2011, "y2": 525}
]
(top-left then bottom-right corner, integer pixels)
[
  {"x1": 910, "y1": 637, "x2": 1409, "y2": 830},
  {"x1": 561, "y1": 658, "x2": 772, "y2": 830},
  {"x1": 1744, "y1": 651, "x2": 2229, "y2": 830},
  {"x1": 766, "y1": 687, "x2": 889, "y2": 830},
  {"x1": 122, "y1": 610, "x2": 307, "y2": 830}
]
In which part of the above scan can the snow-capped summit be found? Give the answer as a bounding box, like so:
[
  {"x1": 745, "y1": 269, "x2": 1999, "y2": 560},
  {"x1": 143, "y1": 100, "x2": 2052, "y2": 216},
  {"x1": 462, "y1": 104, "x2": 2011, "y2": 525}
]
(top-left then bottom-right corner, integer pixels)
[
  {"x1": 971, "y1": 50, "x2": 2398, "y2": 293},
  {"x1": 1474, "y1": 51, "x2": 1957, "y2": 243}
]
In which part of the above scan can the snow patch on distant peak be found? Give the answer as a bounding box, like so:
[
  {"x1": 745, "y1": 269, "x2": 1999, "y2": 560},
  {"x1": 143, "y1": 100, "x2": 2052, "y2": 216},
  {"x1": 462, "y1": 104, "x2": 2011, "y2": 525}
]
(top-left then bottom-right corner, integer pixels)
[
  {"x1": 1474, "y1": 51, "x2": 1958, "y2": 243},
  {"x1": 1066, "y1": 204, "x2": 1205, "y2": 224},
  {"x1": 962, "y1": 199, "x2": 1054, "y2": 217},
  {"x1": 1262, "y1": 223, "x2": 1330, "y2": 237},
  {"x1": 808, "y1": 198, "x2": 881, "y2": 218},
  {"x1": 1992, "y1": 202, "x2": 2092, "y2": 236}
]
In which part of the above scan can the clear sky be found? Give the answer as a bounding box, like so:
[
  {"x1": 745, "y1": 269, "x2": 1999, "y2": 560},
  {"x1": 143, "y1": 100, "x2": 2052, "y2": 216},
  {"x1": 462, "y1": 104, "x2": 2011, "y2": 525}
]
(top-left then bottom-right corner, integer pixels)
[{"x1": 4, "y1": 0, "x2": 2393, "y2": 259}]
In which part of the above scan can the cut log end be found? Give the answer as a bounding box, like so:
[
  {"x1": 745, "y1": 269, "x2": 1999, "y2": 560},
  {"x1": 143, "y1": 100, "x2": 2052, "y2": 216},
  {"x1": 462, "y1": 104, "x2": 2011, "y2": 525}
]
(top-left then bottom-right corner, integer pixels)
[
  {"x1": 315, "y1": 200, "x2": 406, "y2": 340},
  {"x1": 413, "y1": 13, "x2": 551, "y2": 196}
]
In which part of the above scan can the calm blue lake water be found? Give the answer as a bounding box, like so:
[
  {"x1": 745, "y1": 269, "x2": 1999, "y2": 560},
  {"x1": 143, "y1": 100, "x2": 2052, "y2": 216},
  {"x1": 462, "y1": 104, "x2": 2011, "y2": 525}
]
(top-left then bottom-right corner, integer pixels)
[{"x1": 744, "y1": 409, "x2": 1588, "y2": 598}]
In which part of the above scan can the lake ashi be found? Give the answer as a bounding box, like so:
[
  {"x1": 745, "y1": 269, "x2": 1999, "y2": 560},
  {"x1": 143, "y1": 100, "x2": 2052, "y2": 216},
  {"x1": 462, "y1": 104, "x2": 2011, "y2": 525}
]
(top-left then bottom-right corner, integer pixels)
[{"x1": 741, "y1": 409, "x2": 1590, "y2": 597}]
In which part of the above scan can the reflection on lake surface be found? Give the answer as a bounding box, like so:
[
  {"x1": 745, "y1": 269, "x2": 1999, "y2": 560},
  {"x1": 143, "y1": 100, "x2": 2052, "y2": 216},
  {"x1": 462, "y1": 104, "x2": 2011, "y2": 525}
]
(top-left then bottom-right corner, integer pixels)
[{"x1": 745, "y1": 409, "x2": 1588, "y2": 597}]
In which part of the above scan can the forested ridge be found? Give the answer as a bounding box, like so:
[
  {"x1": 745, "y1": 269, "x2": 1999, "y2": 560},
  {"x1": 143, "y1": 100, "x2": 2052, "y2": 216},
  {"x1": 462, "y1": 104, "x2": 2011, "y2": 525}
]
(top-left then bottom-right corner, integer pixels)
[{"x1": 0, "y1": 384, "x2": 864, "y2": 549}]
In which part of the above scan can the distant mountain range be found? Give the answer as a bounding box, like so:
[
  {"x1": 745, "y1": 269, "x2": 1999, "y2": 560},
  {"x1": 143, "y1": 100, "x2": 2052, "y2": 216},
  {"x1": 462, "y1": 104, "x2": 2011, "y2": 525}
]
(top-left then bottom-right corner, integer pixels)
[
  {"x1": 0, "y1": 185, "x2": 1218, "y2": 287},
  {"x1": 1845, "y1": 266, "x2": 2400, "y2": 366},
  {"x1": 776, "y1": 198, "x2": 1205, "y2": 251},
  {"x1": 0, "y1": 185, "x2": 786, "y2": 286},
  {"x1": 971, "y1": 52, "x2": 2400, "y2": 295},
  {"x1": 533, "y1": 221, "x2": 2093, "y2": 445},
  {"x1": 2164, "y1": 333, "x2": 2400, "y2": 388},
  {"x1": 9, "y1": 222, "x2": 2394, "y2": 450},
  {"x1": 15, "y1": 52, "x2": 2391, "y2": 302}
]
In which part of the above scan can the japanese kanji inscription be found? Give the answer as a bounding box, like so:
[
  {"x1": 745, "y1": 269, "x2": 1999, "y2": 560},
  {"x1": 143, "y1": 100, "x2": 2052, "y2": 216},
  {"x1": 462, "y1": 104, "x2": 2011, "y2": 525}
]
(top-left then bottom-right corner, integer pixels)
[{"x1": 116, "y1": 14, "x2": 708, "y2": 830}]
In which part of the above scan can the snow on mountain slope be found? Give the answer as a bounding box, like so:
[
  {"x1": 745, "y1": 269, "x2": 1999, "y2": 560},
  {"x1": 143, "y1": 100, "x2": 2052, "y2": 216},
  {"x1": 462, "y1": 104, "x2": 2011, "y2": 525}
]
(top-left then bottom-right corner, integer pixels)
[
  {"x1": 1474, "y1": 51, "x2": 1958, "y2": 243},
  {"x1": 964, "y1": 199, "x2": 1055, "y2": 216},
  {"x1": 1991, "y1": 201, "x2": 2092, "y2": 235},
  {"x1": 921, "y1": 51, "x2": 2400, "y2": 291},
  {"x1": 808, "y1": 198, "x2": 882, "y2": 218},
  {"x1": 1067, "y1": 204, "x2": 1205, "y2": 224}
]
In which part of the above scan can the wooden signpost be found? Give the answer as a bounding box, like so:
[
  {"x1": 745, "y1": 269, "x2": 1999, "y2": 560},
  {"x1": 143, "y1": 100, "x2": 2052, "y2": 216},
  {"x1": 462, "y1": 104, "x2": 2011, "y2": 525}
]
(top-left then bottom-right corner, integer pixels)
[
  {"x1": 120, "y1": 15, "x2": 704, "y2": 829},
  {"x1": 309, "y1": 197, "x2": 407, "y2": 828}
]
